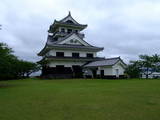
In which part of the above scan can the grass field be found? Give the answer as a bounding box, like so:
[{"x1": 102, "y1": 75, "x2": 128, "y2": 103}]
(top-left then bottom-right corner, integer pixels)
[{"x1": 0, "y1": 79, "x2": 160, "y2": 120}]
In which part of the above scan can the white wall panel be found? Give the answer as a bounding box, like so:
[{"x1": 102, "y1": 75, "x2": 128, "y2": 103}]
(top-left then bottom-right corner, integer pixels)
[{"x1": 48, "y1": 61, "x2": 86, "y2": 67}]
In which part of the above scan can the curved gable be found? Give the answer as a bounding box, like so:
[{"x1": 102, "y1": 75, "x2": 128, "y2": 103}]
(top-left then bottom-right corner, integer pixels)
[
  {"x1": 113, "y1": 60, "x2": 126, "y2": 69},
  {"x1": 61, "y1": 16, "x2": 78, "y2": 24},
  {"x1": 58, "y1": 34, "x2": 91, "y2": 46},
  {"x1": 59, "y1": 12, "x2": 79, "y2": 25}
]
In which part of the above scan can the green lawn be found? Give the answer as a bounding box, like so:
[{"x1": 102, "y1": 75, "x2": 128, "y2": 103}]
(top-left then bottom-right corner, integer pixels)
[{"x1": 0, "y1": 79, "x2": 160, "y2": 120}]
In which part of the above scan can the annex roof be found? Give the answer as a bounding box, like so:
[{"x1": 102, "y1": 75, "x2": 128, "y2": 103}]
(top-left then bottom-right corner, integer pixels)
[{"x1": 84, "y1": 57, "x2": 126, "y2": 67}]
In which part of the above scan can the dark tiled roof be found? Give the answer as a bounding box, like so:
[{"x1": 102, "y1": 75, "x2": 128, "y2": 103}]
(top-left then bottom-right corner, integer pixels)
[
  {"x1": 38, "y1": 34, "x2": 104, "y2": 56},
  {"x1": 46, "y1": 33, "x2": 103, "y2": 51},
  {"x1": 58, "y1": 11, "x2": 87, "y2": 26},
  {"x1": 37, "y1": 56, "x2": 105, "y2": 64},
  {"x1": 84, "y1": 57, "x2": 122, "y2": 67},
  {"x1": 48, "y1": 21, "x2": 87, "y2": 33},
  {"x1": 38, "y1": 43, "x2": 103, "y2": 56},
  {"x1": 49, "y1": 33, "x2": 91, "y2": 46},
  {"x1": 47, "y1": 44, "x2": 104, "y2": 51},
  {"x1": 47, "y1": 35, "x2": 56, "y2": 43},
  {"x1": 55, "y1": 20, "x2": 87, "y2": 27}
]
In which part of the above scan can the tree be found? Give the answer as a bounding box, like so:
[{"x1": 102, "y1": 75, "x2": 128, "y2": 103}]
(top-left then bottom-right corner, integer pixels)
[
  {"x1": 139, "y1": 54, "x2": 160, "y2": 78},
  {"x1": 0, "y1": 42, "x2": 40, "y2": 80},
  {"x1": 125, "y1": 61, "x2": 141, "y2": 78},
  {"x1": 18, "y1": 60, "x2": 40, "y2": 77},
  {"x1": 151, "y1": 54, "x2": 160, "y2": 73},
  {"x1": 125, "y1": 54, "x2": 160, "y2": 79},
  {"x1": 0, "y1": 43, "x2": 18, "y2": 79}
]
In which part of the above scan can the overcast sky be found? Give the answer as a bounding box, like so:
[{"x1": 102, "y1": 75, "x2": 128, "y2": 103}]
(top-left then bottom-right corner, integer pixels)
[{"x1": 0, "y1": 0, "x2": 160, "y2": 63}]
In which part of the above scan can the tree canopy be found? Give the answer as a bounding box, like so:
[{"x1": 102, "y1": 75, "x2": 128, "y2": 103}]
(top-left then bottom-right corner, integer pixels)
[
  {"x1": 0, "y1": 42, "x2": 40, "y2": 80},
  {"x1": 125, "y1": 54, "x2": 160, "y2": 78}
]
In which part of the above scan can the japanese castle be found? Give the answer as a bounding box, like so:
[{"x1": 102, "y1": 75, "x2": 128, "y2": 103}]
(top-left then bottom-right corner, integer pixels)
[{"x1": 38, "y1": 12, "x2": 126, "y2": 78}]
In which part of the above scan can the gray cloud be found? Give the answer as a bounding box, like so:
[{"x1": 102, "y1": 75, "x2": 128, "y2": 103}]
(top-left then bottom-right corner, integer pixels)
[{"x1": 0, "y1": 0, "x2": 160, "y2": 63}]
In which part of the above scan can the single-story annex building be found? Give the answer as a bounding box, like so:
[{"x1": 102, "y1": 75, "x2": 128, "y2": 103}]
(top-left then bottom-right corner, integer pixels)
[{"x1": 83, "y1": 57, "x2": 126, "y2": 78}]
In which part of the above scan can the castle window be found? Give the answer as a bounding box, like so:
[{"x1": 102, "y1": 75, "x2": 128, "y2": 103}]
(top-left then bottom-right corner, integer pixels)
[
  {"x1": 56, "y1": 52, "x2": 64, "y2": 57},
  {"x1": 61, "y1": 28, "x2": 65, "y2": 33},
  {"x1": 72, "y1": 53, "x2": 79, "y2": 58},
  {"x1": 87, "y1": 53, "x2": 93, "y2": 58},
  {"x1": 67, "y1": 29, "x2": 72, "y2": 34},
  {"x1": 70, "y1": 39, "x2": 74, "y2": 43},
  {"x1": 70, "y1": 39, "x2": 78, "y2": 44},
  {"x1": 74, "y1": 40, "x2": 78, "y2": 43}
]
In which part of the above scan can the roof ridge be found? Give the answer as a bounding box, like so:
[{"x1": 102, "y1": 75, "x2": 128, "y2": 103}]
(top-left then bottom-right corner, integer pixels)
[
  {"x1": 58, "y1": 12, "x2": 80, "y2": 25},
  {"x1": 46, "y1": 44, "x2": 104, "y2": 52},
  {"x1": 55, "y1": 20, "x2": 87, "y2": 26},
  {"x1": 105, "y1": 57, "x2": 120, "y2": 60},
  {"x1": 90, "y1": 57, "x2": 120, "y2": 62},
  {"x1": 84, "y1": 57, "x2": 126, "y2": 67},
  {"x1": 58, "y1": 12, "x2": 70, "y2": 22}
]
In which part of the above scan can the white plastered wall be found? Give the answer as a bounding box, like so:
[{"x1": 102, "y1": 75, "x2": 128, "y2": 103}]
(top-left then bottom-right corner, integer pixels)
[
  {"x1": 96, "y1": 61, "x2": 125, "y2": 76},
  {"x1": 97, "y1": 66, "x2": 113, "y2": 75},
  {"x1": 112, "y1": 61, "x2": 125, "y2": 75},
  {"x1": 48, "y1": 61, "x2": 86, "y2": 67}
]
